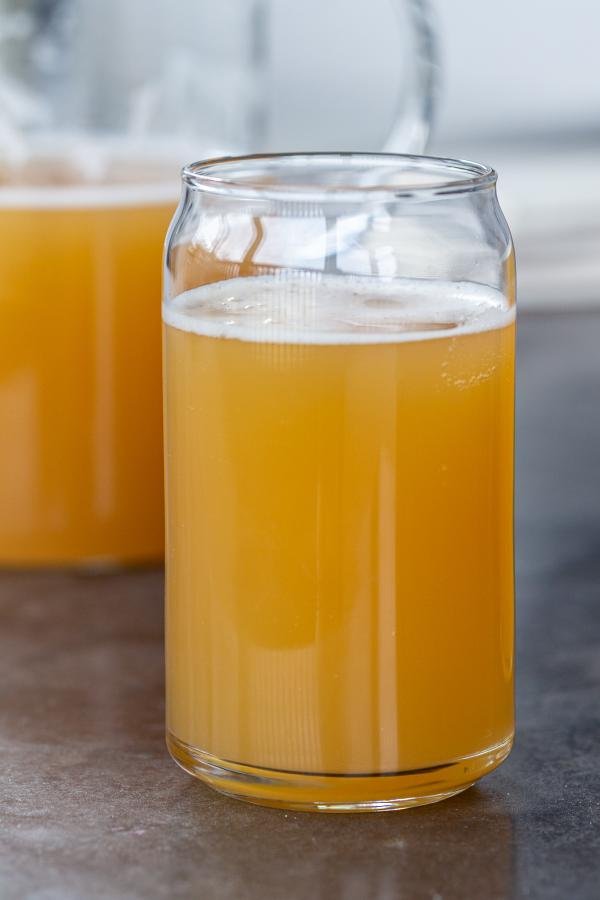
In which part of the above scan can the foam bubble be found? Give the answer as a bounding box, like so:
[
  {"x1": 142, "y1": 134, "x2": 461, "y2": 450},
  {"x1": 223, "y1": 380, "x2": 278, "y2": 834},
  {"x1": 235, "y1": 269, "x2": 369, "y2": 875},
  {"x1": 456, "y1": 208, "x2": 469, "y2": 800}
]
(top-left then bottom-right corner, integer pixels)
[{"x1": 163, "y1": 274, "x2": 514, "y2": 345}]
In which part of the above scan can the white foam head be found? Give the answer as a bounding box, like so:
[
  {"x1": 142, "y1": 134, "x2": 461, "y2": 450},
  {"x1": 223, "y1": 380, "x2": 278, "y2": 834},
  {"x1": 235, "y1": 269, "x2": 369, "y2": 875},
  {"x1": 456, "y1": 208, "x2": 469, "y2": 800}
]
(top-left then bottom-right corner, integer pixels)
[
  {"x1": 163, "y1": 274, "x2": 514, "y2": 345},
  {"x1": 0, "y1": 133, "x2": 197, "y2": 208},
  {"x1": 0, "y1": 181, "x2": 179, "y2": 209}
]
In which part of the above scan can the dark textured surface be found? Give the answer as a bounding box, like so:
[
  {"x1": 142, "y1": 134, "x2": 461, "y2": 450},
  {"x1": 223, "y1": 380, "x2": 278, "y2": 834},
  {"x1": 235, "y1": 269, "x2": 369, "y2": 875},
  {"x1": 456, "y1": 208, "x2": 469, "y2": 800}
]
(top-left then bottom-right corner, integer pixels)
[{"x1": 1, "y1": 313, "x2": 599, "y2": 900}]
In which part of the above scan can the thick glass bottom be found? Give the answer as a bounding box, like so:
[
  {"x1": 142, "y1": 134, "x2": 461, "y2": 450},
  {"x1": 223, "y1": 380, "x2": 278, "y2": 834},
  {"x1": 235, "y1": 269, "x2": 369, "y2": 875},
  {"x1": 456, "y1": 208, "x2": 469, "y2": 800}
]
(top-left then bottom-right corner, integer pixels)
[{"x1": 167, "y1": 732, "x2": 514, "y2": 813}]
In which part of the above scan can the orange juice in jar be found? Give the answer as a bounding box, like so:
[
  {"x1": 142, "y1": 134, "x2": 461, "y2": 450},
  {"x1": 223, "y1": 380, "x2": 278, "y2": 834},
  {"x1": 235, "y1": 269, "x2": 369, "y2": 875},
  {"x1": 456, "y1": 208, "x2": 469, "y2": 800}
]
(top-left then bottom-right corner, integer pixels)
[{"x1": 163, "y1": 154, "x2": 516, "y2": 811}]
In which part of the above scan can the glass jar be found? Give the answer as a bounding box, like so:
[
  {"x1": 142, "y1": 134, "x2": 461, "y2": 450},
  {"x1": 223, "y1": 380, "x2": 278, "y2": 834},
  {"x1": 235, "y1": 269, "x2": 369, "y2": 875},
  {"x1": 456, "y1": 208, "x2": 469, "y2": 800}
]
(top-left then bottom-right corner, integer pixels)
[
  {"x1": 163, "y1": 152, "x2": 516, "y2": 811},
  {"x1": 0, "y1": 0, "x2": 435, "y2": 565}
]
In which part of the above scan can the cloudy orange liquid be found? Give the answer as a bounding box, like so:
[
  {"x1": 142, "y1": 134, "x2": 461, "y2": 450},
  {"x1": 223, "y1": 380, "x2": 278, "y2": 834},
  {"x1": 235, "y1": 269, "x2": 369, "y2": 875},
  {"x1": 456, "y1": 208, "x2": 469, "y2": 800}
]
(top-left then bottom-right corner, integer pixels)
[
  {"x1": 0, "y1": 182, "x2": 174, "y2": 564},
  {"x1": 164, "y1": 274, "x2": 515, "y2": 806}
]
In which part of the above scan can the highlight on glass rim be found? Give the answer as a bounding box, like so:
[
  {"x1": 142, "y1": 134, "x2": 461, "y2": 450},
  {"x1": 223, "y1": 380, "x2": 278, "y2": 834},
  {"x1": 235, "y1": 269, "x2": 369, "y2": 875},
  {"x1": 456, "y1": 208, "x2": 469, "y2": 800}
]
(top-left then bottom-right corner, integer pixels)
[{"x1": 1, "y1": 0, "x2": 598, "y2": 896}]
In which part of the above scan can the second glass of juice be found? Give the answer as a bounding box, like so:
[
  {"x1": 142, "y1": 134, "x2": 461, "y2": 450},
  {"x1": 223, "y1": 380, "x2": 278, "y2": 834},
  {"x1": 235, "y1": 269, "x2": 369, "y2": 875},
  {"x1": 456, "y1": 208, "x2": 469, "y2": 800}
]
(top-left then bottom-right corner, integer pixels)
[
  {"x1": 163, "y1": 153, "x2": 516, "y2": 811},
  {"x1": 0, "y1": 148, "x2": 176, "y2": 564}
]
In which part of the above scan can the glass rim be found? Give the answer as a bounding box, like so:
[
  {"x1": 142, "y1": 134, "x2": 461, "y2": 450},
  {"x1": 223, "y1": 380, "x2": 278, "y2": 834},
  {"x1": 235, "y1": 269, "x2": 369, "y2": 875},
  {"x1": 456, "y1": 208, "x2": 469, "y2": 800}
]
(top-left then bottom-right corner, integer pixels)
[{"x1": 181, "y1": 152, "x2": 497, "y2": 202}]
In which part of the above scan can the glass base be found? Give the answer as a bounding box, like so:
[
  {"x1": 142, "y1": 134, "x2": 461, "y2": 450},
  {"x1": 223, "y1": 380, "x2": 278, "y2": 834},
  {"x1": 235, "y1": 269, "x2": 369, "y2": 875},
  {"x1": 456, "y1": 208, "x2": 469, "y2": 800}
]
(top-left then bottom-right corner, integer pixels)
[{"x1": 167, "y1": 732, "x2": 513, "y2": 813}]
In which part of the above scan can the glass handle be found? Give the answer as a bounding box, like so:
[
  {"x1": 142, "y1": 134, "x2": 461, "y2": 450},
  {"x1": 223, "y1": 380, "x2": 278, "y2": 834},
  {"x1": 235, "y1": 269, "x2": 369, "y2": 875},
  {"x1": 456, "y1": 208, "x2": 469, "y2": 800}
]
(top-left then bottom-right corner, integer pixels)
[{"x1": 384, "y1": 0, "x2": 438, "y2": 153}]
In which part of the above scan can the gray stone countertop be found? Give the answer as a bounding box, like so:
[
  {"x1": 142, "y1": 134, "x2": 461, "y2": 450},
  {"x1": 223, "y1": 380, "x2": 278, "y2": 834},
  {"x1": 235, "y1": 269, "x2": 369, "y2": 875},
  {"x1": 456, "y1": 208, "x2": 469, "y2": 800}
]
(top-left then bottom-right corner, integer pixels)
[{"x1": 1, "y1": 313, "x2": 599, "y2": 899}]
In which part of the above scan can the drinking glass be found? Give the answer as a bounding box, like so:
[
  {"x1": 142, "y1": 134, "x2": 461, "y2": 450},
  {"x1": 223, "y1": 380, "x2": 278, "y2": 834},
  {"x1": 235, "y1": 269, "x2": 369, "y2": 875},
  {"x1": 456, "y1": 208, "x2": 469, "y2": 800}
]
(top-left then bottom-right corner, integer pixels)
[{"x1": 163, "y1": 153, "x2": 516, "y2": 811}]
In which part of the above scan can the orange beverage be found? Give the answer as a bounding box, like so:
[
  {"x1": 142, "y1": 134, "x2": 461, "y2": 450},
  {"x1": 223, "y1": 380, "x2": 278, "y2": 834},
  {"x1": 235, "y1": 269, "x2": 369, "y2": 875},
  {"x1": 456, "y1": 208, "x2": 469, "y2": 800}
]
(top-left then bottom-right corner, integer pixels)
[
  {"x1": 164, "y1": 273, "x2": 515, "y2": 809},
  {"x1": 0, "y1": 154, "x2": 175, "y2": 564}
]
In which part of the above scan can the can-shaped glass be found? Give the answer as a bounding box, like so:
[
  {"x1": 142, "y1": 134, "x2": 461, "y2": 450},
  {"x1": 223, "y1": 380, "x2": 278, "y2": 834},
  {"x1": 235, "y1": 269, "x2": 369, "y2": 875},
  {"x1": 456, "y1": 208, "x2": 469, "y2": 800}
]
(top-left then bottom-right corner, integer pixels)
[{"x1": 163, "y1": 153, "x2": 515, "y2": 812}]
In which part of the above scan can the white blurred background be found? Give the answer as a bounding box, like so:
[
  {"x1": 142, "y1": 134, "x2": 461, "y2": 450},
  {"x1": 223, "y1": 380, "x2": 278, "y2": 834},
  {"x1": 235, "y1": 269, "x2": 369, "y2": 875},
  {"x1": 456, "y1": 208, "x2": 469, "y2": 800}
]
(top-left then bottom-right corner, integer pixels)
[
  {"x1": 266, "y1": 0, "x2": 600, "y2": 307},
  {"x1": 268, "y1": 0, "x2": 598, "y2": 307},
  {"x1": 269, "y1": 0, "x2": 598, "y2": 147}
]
